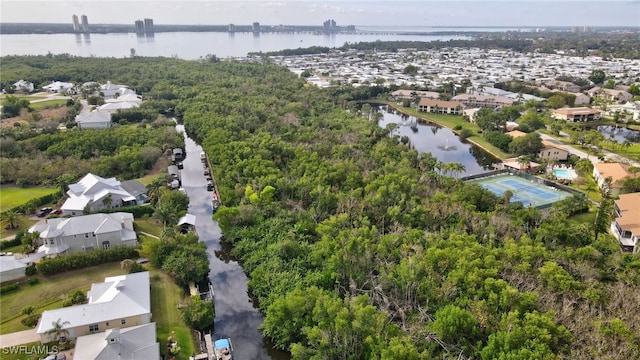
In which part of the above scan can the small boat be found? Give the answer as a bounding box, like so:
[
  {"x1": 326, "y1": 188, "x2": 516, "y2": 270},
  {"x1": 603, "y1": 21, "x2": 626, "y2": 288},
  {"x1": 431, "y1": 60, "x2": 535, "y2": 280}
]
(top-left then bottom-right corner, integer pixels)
[{"x1": 213, "y1": 338, "x2": 233, "y2": 360}]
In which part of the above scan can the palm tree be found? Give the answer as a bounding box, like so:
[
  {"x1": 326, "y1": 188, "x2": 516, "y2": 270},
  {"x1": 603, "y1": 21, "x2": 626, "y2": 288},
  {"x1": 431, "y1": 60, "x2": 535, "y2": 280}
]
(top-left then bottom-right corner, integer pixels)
[
  {"x1": 447, "y1": 162, "x2": 466, "y2": 178},
  {"x1": 503, "y1": 190, "x2": 514, "y2": 205},
  {"x1": 154, "y1": 204, "x2": 178, "y2": 230},
  {"x1": 517, "y1": 155, "x2": 532, "y2": 173},
  {"x1": 102, "y1": 194, "x2": 113, "y2": 209},
  {"x1": 0, "y1": 210, "x2": 21, "y2": 230},
  {"x1": 146, "y1": 177, "x2": 166, "y2": 206},
  {"x1": 45, "y1": 318, "x2": 70, "y2": 343}
]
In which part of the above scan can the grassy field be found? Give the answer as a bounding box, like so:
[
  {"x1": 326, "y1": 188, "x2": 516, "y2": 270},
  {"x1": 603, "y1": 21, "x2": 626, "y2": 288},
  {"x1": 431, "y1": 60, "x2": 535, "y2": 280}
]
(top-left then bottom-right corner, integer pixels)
[
  {"x1": 388, "y1": 103, "x2": 512, "y2": 160},
  {"x1": 0, "y1": 218, "x2": 39, "y2": 241},
  {"x1": 0, "y1": 263, "x2": 124, "y2": 334},
  {"x1": 29, "y1": 99, "x2": 67, "y2": 111},
  {"x1": 0, "y1": 265, "x2": 196, "y2": 360},
  {"x1": 150, "y1": 270, "x2": 195, "y2": 360},
  {"x1": 135, "y1": 218, "x2": 162, "y2": 237},
  {"x1": 0, "y1": 186, "x2": 58, "y2": 212}
]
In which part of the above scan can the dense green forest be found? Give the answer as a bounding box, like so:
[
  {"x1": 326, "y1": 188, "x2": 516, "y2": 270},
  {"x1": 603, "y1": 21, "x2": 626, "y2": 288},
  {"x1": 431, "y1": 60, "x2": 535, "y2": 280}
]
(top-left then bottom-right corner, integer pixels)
[{"x1": 2, "y1": 55, "x2": 640, "y2": 359}]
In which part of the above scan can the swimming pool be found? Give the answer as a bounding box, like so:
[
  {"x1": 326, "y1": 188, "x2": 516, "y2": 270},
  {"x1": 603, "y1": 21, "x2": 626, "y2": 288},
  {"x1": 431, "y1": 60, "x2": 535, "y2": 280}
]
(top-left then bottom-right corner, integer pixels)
[
  {"x1": 553, "y1": 168, "x2": 570, "y2": 178},
  {"x1": 553, "y1": 168, "x2": 577, "y2": 180}
]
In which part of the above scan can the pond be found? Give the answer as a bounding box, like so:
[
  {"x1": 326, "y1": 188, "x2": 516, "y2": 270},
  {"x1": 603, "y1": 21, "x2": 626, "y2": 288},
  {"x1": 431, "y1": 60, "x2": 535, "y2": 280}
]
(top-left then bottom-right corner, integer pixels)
[
  {"x1": 598, "y1": 125, "x2": 640, "y2": 144},
  {"x1": 373, "y1": 105, "x2": 498, "y2": 177}
]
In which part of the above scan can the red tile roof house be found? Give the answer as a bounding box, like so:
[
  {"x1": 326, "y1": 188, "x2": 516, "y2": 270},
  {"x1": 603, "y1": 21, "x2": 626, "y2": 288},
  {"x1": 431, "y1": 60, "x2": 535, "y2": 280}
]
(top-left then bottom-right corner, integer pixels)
[
  {"x1": 593, "y1": 162, "x2": 636, "y2": 197},
  {"x1": 418, "y1": 99, "x2": 464, "y2": 115},
  {"x1": 611, "y1": 192, "x2": 640, "y2": 253}
]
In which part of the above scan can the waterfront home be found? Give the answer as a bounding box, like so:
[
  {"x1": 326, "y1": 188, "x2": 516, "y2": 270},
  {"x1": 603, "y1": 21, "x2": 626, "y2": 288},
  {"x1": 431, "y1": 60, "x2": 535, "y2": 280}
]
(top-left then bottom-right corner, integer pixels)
[
  {"x1": 551, "y1": 107, "x2": 602, "y2": 122},
  {"x1": 28, "y1": 212, "x2": 137, "y2": 256},
  {"x1": 73, "y1": 323, "x2": 160, "y2": 360},
  {"x1": 99, "y1": 81, "x2": 136, "y2": 99},
  {"x1": 452, "y1": 94, "x2": 514, "y2": 109},
  {"x1": 37, "y1": 272, "x2": 151, "y2": 343},
  {"x1": 61, "y1": 173, "x2": 139, "y2": 216},
  {"x1": 417, "y1": 99, "x2": 463, "y2": 115},
  {"x1": 611, "y1": 192, "x2": 640, "y2": 253}
]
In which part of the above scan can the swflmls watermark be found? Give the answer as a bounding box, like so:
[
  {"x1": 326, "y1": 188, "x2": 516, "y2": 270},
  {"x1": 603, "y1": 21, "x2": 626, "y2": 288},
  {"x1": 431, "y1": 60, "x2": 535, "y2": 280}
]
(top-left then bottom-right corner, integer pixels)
[{"x1": 1, "y1": 344, "x2": 58, "y2": 355}]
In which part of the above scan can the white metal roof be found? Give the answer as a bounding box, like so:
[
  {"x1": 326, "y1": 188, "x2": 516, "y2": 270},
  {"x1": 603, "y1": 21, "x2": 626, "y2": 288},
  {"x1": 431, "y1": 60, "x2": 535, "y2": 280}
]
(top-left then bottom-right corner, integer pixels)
[
  {"x1": 73, "y1": 323, "x2": 159, "y2": 360},
  {"x1": 37, "y1": 271, "x2": 151, "y2": 334}
]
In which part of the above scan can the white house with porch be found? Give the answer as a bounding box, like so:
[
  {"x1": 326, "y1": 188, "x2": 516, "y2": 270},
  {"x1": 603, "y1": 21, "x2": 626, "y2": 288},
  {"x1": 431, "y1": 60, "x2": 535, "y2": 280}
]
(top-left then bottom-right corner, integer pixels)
[
  {"x1": 28, "y1": 212, "x2": 137, "y2": 256},
  {"x1": 61, "y1": 173, "x2": 138, "y2": 216},
  {"x1": 75, "y1": 111, "x2": 112, "y2": 129},
  {"x1": 37, "y1": 272, "x2": 151, "y2": 343}
]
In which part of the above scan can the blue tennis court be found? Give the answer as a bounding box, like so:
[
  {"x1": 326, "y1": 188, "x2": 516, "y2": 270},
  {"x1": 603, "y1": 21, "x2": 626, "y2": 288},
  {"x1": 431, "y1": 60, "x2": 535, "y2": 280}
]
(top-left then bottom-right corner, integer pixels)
[{"x1": 468, "y1": 173, "x2": 572, "y2": 208}]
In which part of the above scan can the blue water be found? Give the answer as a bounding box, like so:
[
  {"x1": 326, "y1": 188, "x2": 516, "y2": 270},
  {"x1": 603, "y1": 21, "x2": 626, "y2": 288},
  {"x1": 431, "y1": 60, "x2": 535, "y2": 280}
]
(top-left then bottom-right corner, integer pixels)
[{"x1": 553, "y1": 168, "x2": 571, "y2": 179}]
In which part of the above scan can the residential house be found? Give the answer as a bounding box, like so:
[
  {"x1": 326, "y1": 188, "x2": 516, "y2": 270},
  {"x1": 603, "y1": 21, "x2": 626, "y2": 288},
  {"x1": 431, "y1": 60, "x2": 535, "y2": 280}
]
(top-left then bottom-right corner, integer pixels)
[
  {"x1": 0, "y1": 255, "x2": 27, "y2": 283},
  {"x1": 120, "y1": 180, "x2": 150, "y2": 205},
  {"x1": 417, "y1": 99, "x2": 463, "y2": 115},
  {"x1": 99, "y1": 81, "x2": 137, "y2": 99},
  {"x1": 505, "y1": 130, "x2": 528, "y2": 139},
  {"x1": 593, "y1": 162, "x2": 634, "y2": 196},
  {"x1": 543, "y1": 80, "x2": 581, "y2": 93},
  {"x1": 37, "y1": 272, "x2": 151, "y2": 343},
  {"x1": 97, "y1": 102, "x2": 139, "y2": 113},
  {"x1": 73, "y1": 323, "x2": 160, "y2": 360},
  {"x1": 28, "y1": 212, "x2": 137, "y2": 256},
  {"x1": 610, "y1": 192, "x2": 640, "y2": 253},
  {"x1": 551, "y1": 107, "x2": 602, "y2": 122},
  {"x1": 61, "y1": 173, "x2": 139, "y2": 216},
  {"x1": 589, "y1": 87, "x2": 633, "y2": 103},
  {"x1": 463, "y1": 108, "x2": 480, "y2": 123},
  {"x1": 75, "y1": 111, "x2": 112, "y2": 129},
  {"x1": 391, "y1": 90, "x2": 439, "y2": 100},
  {"x1": 537, "y1": 140, "x2": 569, "y2": 161},
  {"x1": 570, "y1": 92, "x2": 591, "y2": 106},
  {"x1": 452, "y1": 94, "x2": 514, "y2": 108},
  {"x1": 42, "y1": 81, "x2": 75, "y2": 94},
  {"x1": 12, "y1": 79, "x2": 34, "y2": 93}
]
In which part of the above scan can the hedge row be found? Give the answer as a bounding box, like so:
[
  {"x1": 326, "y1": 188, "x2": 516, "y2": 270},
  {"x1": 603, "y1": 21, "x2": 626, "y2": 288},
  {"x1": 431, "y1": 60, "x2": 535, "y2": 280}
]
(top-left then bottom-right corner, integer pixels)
[
  {"x1": 1, "y1": 193, "x2": 59, "y2": 217},
  {"x1": 36, "y1": 246, "x2": 139, "y2": 275},
  {"x1": 96, "y1": 204, "x2": 155, "y2": 218}
]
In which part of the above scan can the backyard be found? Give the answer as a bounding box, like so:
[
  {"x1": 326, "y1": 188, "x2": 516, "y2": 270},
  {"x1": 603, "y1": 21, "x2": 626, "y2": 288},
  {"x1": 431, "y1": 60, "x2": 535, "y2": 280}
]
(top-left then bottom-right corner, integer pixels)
[{"x1": 0, "y1": 187, "x2": 58, "y2": 213}]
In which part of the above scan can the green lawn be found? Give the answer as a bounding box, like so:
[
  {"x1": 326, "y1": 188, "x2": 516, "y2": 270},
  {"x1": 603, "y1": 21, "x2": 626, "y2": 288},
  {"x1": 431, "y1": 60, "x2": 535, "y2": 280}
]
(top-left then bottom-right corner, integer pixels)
[
  {"x1": 0, "y1": 263, "x2": 125, "y2": 334},
  {"x1": 1, "y1": 218, "x2": 39, "y2": 241},
  {"x1": 0, "y1": 186, "x2": 58, "y2": 212},
  {"x1": 1, "y1": 264, "x2": 197, "y2": 360},
  {"x1": 29, "y1": 99, "x2": 67, "y2": 110},
  {"x1": 150, "y1": 270, "x2": 195, "y2": 360},
  {"x1": 135, "y1": 218, "x2": 162, "y2": 238}
]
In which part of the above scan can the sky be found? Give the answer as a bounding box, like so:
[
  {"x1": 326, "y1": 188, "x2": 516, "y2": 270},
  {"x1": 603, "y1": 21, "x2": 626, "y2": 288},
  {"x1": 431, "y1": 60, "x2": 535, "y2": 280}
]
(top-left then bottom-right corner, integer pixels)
[{"x1": 1, "y1": 0, "x2": 638, "y2": 27}]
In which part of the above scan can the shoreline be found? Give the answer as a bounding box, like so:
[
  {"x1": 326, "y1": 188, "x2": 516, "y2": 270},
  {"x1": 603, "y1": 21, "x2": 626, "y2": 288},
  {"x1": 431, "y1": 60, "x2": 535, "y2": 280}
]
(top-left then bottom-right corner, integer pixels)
[{"x1": 378, "y1": 101, "x2": 509, "y2": 161}]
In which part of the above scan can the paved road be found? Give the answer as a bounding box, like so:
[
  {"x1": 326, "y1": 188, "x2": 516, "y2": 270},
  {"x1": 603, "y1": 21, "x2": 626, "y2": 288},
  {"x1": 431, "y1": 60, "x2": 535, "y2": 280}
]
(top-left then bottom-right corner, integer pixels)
[{"x1": 538, "y1": 132, "x2": 640, "y2": 167}]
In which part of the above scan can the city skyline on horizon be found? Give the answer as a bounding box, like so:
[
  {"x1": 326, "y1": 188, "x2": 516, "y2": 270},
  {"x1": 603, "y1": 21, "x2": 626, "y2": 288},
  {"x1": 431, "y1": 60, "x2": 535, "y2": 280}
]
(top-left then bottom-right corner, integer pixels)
[{"x1": 1, "y1": 1, "x2": 638, "y2": 27}]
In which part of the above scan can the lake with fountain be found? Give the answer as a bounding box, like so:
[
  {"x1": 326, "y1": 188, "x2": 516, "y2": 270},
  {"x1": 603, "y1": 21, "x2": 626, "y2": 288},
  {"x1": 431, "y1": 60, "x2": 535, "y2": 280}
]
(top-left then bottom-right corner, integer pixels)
[{"x1": 374, "y1": 105, "x2": 498, "y2": 177}]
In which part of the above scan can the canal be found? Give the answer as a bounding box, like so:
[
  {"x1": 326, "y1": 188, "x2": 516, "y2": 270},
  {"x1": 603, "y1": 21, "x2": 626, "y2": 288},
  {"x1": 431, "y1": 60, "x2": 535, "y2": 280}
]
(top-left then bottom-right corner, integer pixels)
[
  {"x1": 374, "y1": 105, "x2": 498, "y2": 176},
  {"x1": 177, "y1": 125, "x2": 290, "y2": 360}
]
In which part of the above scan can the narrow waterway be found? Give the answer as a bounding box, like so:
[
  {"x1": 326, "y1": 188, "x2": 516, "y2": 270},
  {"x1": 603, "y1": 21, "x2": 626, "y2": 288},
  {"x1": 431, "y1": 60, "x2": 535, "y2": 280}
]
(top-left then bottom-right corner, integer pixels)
[{"x1": 177, "y1": 125, "x2": 290, "y2": 360}]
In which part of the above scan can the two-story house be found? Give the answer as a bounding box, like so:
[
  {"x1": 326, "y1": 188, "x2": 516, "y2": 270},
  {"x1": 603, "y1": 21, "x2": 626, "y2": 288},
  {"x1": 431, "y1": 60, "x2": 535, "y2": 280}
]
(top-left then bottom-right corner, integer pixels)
[
  {"x1": 37, "y1": 272, "x2": 151, "y2": 343},
  {"x1": 611, "y1": 192, "x2": 640, "y2": 253},
  {"x1": 61, "y1": 173, "x2": 139, "y2": 216},
  {"x1": 28, "y1": 212, "x2": 137, "y2": 256}
]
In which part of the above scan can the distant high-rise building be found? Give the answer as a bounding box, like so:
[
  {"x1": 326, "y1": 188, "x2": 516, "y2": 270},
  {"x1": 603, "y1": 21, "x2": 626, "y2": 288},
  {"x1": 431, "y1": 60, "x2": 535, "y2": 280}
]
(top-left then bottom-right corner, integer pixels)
[
  {"x1": 252, "y1": 22, "x2": 260, "y2": 33},
  {"x1": 81, "y1": 15, "x2": 89, "y2": 33},
  {"x1": 72, "y1": 15, "x2": 80, "y2": 32},
  {"x1": 228, "y1": 23, "x2": 235, "y2": 33},
  {"x1": 323, "y1": 19, "x2": 337, "y2": 33},
  {"x1": 135, "y1": 20, "x2": 144, "y2": 35},
  {"x1": 144, "y1": 18, "x2": 154, "y2": 34}
]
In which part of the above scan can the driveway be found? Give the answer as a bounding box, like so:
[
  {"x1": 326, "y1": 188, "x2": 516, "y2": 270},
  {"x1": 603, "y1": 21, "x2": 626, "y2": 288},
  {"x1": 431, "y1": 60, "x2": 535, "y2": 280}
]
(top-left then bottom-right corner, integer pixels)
[
  {"x1": 0, "y1": 328, "x2": 39, "y2": 347},
  {"x1": 538, "y1": 132, "x2": 640, "y2": 167}
]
